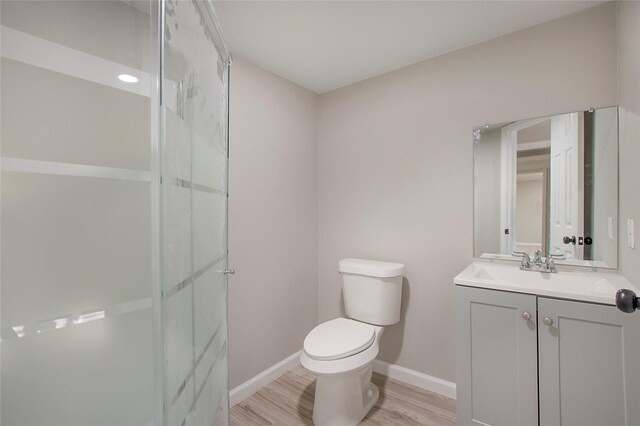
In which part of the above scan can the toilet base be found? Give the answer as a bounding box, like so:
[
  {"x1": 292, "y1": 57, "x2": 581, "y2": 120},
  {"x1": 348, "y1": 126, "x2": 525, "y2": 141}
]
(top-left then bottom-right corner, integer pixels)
[{"x1": 311, "y1": 363, "x2": 378, "y2": 426}]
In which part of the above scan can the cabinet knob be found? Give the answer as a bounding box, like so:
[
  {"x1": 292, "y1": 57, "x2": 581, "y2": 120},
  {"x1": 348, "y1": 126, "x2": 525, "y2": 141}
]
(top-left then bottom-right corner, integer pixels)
[
  {"x1": 543, "y1": 317, "x2": 554, "y2": 326},
  {"x1": 522, "y1": 311, "x2": 531, "y2": 321}
]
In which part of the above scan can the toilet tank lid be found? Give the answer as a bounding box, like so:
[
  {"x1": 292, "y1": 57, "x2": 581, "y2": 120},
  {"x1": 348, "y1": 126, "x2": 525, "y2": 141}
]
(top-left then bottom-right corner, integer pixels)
[{"x1": 339, "y1": 258, "x2": 405, "y2": 278}]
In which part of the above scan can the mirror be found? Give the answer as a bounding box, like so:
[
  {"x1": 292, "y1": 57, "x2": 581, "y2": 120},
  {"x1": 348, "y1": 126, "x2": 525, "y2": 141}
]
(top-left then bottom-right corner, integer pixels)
[{"x1": 473, "y1": 106, "x2": 618, "y2": 268}]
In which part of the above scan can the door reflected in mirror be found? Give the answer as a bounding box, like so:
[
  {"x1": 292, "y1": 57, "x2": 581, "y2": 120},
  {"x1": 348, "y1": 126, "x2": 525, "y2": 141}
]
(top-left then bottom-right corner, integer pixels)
[{"x1": 473, "y1": 106, "x2": 618, "y2": 268}]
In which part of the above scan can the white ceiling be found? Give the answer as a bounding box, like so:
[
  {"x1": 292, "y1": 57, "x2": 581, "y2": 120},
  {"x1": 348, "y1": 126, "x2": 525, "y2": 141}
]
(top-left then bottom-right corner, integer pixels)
[{"x1": 213, "y1": 1, "x2": 607, "y2": 94}]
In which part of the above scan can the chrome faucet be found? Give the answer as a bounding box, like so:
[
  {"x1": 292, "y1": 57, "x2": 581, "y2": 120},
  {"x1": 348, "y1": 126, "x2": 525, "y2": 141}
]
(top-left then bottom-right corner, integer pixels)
[
  {"x1": 512, "y1": 250, "x2": 557, "y2": 273},
  {"x1": 544, "y1": 256, "x2": 557, "y2": 273},
  {"x1": 512, "y1": 251, "x2": 531, "y2": 270},
  {"x1": 532, "y1": 250, "x2": 543, "y2": 265}
]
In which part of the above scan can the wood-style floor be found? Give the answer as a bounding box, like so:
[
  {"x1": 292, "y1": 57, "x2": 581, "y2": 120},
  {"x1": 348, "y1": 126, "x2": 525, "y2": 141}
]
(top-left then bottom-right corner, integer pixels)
[{"x1": 230, "y1": 366, "x2": 456, "y2": 425}]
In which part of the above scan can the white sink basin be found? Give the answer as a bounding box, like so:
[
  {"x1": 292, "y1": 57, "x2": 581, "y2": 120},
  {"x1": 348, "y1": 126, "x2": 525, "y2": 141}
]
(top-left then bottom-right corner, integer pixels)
[{"x1": 454, "y1": 262, "x2": 639, "y2": 305}]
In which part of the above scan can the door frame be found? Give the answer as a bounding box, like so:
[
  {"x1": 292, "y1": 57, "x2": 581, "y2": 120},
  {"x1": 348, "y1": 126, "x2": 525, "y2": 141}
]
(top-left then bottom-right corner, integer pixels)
[{"x1": 500, "y1": 117, "x2": 550, "y2": 254}]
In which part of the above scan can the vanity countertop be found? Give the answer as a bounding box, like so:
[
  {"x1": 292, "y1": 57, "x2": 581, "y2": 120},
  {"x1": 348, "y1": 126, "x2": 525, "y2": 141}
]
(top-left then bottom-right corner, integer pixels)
[{"x1": 454, "y1": 261, "x2": 640, "y2": 305}]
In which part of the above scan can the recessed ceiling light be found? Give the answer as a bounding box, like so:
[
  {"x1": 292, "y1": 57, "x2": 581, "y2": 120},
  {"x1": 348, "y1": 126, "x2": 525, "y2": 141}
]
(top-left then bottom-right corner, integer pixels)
[{"x1": 118, "y1": 74, "x2": 138, "y2": 83}]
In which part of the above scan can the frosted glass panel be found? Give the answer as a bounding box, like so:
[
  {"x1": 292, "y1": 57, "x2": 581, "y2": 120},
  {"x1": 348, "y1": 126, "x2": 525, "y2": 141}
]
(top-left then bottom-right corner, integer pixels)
[
  {"x1": 0, "y1": 0, "x2": 151, "y2": 71},
  {"x1": 1, "y1": 1, "x2": 156, "y2": 424},
  {"x1": 165, "y1": 286, "x2": 194, "y2": 400},
  {"x1": 1, "y1": 173, "x2": 150, "y2": 325},
  {"x1": 1, "y1": 0, "x2": 229, "y2": 424},
  {"x1": 168, "y1": 375, "x2": 195, "y2": 426},
  {"x1": 2, "y1": 311, "x2": 153, "y2": 426},
  {"x1": 163, "y1": 184, "x2": 192, "y2": 291},
  {"x1": 1, "y1": 58, "x2": 150, "y2": 170},
  {"x1": 162, "y1": 0, "x2": 229, "y2": 424},
  {"x1": 194, "y1": 268, "x2": 226, "y2": 358},
  {"x1": 194, "y1": 192, "x2": 226, "y2": 271},
  {"x1": 193, "y1": 128, "x2": 227, "y2": 191},
  {"x1": 195, "y1": 325, "x2": 227, "y2": 393},
  {"x1": 194, "y1": 352, "x2": 229, "y2": 426},
  {"x1": 165, "y1": 108, "x2": 192, "y2": 182}
]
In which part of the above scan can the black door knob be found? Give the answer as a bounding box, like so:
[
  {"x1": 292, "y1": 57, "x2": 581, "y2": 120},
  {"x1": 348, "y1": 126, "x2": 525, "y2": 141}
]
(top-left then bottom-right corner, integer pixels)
[
  {"x1": 563, "y1": 236, "x2": 577, "y2": 245},
  {"x1": 615, "y1": 289, "x2": 639, "y2": 313}
]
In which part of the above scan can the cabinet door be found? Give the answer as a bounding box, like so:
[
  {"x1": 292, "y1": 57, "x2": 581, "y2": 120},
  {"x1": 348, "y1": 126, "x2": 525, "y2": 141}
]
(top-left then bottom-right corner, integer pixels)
[
  {"x1": 539, "y1": 298, "x2": 640, "y2": 426},
  {"x1": 455, "y1": 286, "x2": 538, "y2": 426}
]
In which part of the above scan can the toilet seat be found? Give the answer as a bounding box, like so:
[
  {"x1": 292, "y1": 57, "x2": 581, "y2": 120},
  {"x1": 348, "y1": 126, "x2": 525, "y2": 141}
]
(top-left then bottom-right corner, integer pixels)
[{"x1": 304, "y1": 318, "x2": 376, "y2": 361}]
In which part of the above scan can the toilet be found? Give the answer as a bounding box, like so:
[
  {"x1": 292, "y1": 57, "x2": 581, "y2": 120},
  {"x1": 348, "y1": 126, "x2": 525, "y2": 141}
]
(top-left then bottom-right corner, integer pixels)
[{"x1": 300, "y1": 258, "x2": 405, "y2": 426}]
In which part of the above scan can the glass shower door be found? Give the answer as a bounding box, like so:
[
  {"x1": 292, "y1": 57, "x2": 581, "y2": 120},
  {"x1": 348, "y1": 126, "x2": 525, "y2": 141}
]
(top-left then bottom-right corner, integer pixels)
[
  {"x1": 1, "y1": 1, "x2": 157, "y2": 424},
  {"x1": 1, "y1": 0, "x2": 230, "y2": 424},
  {"x1": 161, "y1": 1, "x2": 230, "y2": 425}
]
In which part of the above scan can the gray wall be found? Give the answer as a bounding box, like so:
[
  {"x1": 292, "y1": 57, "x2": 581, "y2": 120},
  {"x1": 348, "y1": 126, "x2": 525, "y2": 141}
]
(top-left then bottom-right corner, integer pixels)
[
  {"x1": 317, "y1": 3, "x2": 618, "y2": 382},
  {"x1": 618, "y1": 1, "x2": 640, "y2": 285},
  {"x1": 228, "y1": 57, "x2": 319, "y2": 388}
]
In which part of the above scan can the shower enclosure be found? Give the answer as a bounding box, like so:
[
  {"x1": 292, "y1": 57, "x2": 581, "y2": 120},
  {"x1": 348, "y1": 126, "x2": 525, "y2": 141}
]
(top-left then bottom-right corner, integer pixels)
[{"x1": 0, "y1": 1, "x2": 230, "y2": 424}]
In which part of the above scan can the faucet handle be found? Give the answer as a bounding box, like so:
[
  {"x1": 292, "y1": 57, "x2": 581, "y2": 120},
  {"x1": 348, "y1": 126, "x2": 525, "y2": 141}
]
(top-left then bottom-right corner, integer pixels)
[
  {"x1": 544, "y1": 257, "x2": 557, "y2": 273},
  {"x1": 533, "y1": 250, "x2": 543, "y2": 264},
  {"x1": 549, "y1": 253, "x2": 566, "y2": 260}
]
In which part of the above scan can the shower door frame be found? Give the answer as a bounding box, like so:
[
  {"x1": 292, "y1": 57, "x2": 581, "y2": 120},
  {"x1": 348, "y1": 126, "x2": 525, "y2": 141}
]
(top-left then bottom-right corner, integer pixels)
[{"x1": 150, "y1": 0, "x2": 164, "y2": 424}]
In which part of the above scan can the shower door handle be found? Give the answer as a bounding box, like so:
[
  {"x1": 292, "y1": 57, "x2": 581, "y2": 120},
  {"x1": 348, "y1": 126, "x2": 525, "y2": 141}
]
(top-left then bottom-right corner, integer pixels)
[{"x1": 223, "y1": 268, "x2": 235, "y2": 275}]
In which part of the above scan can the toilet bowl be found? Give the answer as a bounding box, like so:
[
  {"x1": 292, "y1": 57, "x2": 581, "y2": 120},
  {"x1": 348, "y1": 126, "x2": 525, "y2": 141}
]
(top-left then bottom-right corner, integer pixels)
[
  {"x1": 300, "y1": 258, "x2": 404, "y2": 426},
  {"x1": 300, "y1": 318, "x2": 384, "y2": 425}
]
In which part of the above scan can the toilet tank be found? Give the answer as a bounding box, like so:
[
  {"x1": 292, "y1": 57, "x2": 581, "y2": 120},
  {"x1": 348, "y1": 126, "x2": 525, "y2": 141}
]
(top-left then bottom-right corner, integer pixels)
[{"x1": 339, "y1": 258, "x2": 405, "y2": 326}]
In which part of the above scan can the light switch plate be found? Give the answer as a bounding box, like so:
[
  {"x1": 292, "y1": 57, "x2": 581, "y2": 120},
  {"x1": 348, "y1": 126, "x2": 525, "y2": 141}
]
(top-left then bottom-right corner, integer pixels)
[{"x1": 628, "y1": 219, "x2": 635, "y2": 249}]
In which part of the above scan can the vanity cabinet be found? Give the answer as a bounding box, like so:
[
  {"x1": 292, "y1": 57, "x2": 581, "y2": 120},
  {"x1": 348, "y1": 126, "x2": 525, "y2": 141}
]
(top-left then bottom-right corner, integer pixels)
[
  {"x1": 456, "y1": 285, "x2": 640, "y2": 426},
  {"x1": 455, "y1": 286, "x2": 538, "y2": 426},
  {"x1": 538, "y1": 298, "x2": 640, "y2": 426}
]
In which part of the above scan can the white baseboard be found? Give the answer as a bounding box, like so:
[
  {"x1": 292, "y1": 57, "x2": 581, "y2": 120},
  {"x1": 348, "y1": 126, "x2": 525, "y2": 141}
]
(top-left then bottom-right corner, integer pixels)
[
  {"x1": 229, "y1": 352, "x2": 456, "y2": 407},
  {"x1": 230, "y1": 351, "x2": 301, "y2": 406},
  {"x1": 373, "y1": 359, "x2": 456, "y2": 399}
]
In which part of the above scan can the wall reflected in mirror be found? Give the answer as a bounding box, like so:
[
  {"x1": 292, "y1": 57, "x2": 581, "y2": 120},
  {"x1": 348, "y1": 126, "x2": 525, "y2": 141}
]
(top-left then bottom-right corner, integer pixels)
[{"x1": 474, "y1": 106, "x2": 618, "y2": 268}]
